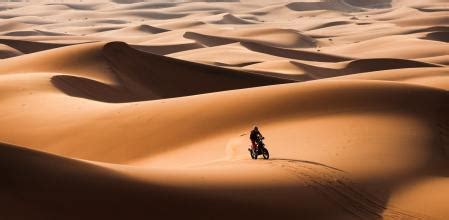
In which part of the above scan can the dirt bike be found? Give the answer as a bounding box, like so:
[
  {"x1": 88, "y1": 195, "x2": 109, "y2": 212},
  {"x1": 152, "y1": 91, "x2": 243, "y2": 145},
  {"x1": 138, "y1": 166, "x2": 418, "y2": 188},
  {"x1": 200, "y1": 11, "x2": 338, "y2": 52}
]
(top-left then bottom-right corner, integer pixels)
[{"x1": 248, "y1": 136, "x2": 270, "y2": 160}]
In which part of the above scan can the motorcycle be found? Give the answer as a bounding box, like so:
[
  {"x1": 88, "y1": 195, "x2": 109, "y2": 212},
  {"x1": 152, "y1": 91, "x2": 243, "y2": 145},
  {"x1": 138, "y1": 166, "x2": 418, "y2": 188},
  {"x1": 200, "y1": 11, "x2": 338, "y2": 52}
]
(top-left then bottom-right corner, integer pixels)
[{"x1": 248, "y1": 136, "x2": 270, "y2": 160}]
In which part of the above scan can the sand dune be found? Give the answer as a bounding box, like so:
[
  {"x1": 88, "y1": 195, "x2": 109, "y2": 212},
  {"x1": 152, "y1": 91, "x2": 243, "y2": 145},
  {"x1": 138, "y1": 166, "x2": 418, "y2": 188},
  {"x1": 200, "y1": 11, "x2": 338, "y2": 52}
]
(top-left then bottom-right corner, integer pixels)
[
  {"x1": 91, "y1": 24, "x2": 169, "y2": 37},
  {"x1": 0, "y1": 42, "x2": 116, "y2": 82},
  {"x1": 0, "y1": 142, "x2": 410, "y2": 220},
  {"x1": 334, "y1": 67, "x2": 449, "y2": 89},
  {"x1": 168, "y1": 42, "x2": 283, "y2": 66},
  {"x1": 245, "y1": 58, "x2": 441, "y2": 80},
  {"x1": 286, "y1": 1, "x2": 359, "y2": 12},
  {"x1": 1, "y1": 77, "x2": 447, "y2": 219},
  {"x1": 210, "y1": 13, "x2": 257, "y2": 25},
  {"x1": 0, "y1": 0, "x2": 448, "y2": 219},
  {"x1": 184, "y1": 28, "x2": 317, "y2": 48},
  {"x1": 240, "y1": 41, "x2": 352, "y2": 62},
  {"x1": 0, "y1": 44, "x2": 23, "y2": 59},
  {"x1": 184, "y1": 31, "x2": 237, "y2": 46},
  {"x1": 329, "y1": 58, "x2": 440, "y2": 73},
  {"x1": 54, "y1": 41, "x2": 292, "y2": 102},
  {"x1": 0, "y1": 20, "x2": 32, "y2": 32},
  {"x1": 155, "y1": 20, "x2": 207, "y2": 29},
  {"x1": 302, "y1": 20, "x2": 353, "y2": 31},
  {"x1": 3, "y1": 29, "x2": 69, "y2": 37},
  {"x1": 418, "y1": 55, "x2": 449, "y2": 66},
  {"x1": 319, "y1": 36, "x2": 449, "y2": 60},
  {"x1": 0, "y1": 38, "x2": 71, "y2": 54}
]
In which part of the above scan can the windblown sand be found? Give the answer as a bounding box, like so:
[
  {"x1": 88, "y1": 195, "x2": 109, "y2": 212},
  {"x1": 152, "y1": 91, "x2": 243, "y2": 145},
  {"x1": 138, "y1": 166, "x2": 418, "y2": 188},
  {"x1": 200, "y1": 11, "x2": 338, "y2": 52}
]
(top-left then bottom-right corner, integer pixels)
[{"x1": 0, "y1": 0, "x2": 448, "y2": 219}]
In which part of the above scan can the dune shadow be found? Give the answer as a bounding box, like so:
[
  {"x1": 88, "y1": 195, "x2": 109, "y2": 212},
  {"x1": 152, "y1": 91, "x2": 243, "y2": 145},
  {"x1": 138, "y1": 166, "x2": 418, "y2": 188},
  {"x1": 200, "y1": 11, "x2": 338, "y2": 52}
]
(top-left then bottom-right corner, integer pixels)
[
  {"x1": 51, "y1": 75, "x2": 151, "y2": 102},
  {"x1": 423, "y1": 31, "x2": 449, "y2": 43},
  {"x1": 131, "y1": 42, "x2": 204, "y2": 55},
  {"x1": 0, "y1": 38, "x2": 78, "y2": 54},
  {"x1": 404, "y1": 26, "x2": 449, "y2": 35},
  {"x1": 342, "y1": 0, "x2": 392, "y2": 9}
]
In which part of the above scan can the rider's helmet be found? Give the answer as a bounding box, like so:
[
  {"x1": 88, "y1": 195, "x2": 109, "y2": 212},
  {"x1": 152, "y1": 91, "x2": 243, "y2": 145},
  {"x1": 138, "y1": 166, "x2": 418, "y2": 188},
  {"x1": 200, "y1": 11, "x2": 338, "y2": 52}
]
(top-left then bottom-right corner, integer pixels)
[{"x1": 253, "y1": 126, "x2": 258, "y2": 131}]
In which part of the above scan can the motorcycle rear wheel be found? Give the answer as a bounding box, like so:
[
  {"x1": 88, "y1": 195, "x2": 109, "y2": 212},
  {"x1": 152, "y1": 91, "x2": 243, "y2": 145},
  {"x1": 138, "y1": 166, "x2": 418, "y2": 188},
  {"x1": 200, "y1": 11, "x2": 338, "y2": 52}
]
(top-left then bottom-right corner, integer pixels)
[
  {"x1": 249, "y1": 149, "x2": 257, "y2": 159},
  {"x1": 253, "y1": 150, "x2": 258, "y2": 159}
]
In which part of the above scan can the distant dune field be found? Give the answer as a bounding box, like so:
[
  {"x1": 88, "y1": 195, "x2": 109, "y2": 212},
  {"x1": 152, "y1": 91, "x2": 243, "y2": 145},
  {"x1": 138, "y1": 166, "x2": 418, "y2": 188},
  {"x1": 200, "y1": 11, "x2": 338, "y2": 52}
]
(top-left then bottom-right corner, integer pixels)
[{"x1": 0, "y1": 0, "x2": 448, "y2": 219}]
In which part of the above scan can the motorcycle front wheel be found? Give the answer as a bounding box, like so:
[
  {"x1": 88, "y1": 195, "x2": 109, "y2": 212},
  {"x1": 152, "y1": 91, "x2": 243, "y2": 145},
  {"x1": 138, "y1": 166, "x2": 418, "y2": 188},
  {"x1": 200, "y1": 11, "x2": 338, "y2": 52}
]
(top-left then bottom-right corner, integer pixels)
[{"x1": 262, "y1": 148, "x2": 269, "y2": 159}]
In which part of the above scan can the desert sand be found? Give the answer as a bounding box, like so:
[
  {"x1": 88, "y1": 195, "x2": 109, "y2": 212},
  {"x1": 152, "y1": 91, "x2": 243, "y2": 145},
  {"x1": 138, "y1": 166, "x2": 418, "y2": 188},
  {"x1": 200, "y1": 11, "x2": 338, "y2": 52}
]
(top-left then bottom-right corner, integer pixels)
[{"x1": 0, "y1": 0, "x2": 448, "y2": 219}]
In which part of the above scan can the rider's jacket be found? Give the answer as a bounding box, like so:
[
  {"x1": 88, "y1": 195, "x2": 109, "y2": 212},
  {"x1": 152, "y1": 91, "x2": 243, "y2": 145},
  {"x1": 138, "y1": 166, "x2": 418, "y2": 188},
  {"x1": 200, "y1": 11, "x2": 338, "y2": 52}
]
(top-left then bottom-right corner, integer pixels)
[{"x1": 250, "y1": 129, "x2": 262, "y2": 141}]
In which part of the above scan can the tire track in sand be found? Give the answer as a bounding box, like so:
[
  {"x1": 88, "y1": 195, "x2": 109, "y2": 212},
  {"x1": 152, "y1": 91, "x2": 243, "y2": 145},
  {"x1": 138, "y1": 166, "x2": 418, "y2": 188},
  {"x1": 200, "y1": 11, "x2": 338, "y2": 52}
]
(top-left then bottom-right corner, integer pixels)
[{"x1": 267, "y1": 159, "x2": 432, "y2": 220}]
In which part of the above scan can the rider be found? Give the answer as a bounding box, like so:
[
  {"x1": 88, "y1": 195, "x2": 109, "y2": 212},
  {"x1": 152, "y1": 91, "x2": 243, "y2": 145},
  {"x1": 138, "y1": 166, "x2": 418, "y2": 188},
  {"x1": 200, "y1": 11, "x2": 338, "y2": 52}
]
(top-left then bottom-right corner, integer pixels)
[{"x1": 250, "y1": 126, "x2": 263, "y2": 151}]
